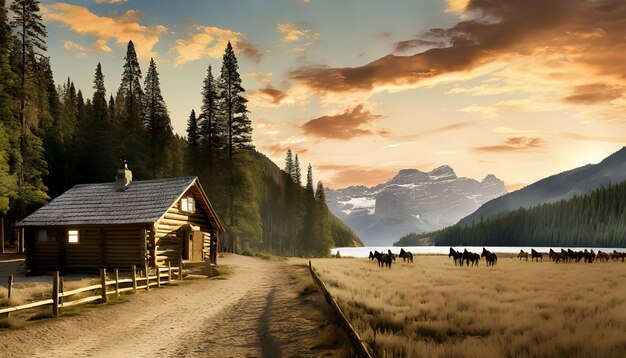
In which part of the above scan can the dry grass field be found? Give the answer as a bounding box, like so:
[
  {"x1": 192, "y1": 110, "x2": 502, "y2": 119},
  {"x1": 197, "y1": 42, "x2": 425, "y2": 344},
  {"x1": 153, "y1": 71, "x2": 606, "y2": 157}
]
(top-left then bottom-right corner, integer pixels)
[{"x1": 312, "y1": 255, "x2": 626, "y2": 358}]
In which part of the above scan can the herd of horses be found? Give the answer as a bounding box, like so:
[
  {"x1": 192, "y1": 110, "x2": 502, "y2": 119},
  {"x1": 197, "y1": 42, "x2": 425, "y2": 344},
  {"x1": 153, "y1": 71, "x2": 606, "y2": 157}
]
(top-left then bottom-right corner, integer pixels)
[
  {"x1": 448, "y1": 248, "x2": 498, "y2": 267},
  {"x1": 368, "y1": 248, "x2": 413, "y2": 268},
  {"x1": 547, "y1": 248, "x2": 626, "y2": 263},
  {"x1": 367, "y1": 247, "x2": 626, "y2": 269}
]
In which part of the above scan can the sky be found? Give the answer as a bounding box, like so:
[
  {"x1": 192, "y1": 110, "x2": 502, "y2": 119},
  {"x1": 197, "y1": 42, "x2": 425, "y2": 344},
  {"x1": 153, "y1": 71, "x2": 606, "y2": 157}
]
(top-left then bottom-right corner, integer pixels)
[{"x1": 38, "y1": 0, "x2": 626, "y2": 190}]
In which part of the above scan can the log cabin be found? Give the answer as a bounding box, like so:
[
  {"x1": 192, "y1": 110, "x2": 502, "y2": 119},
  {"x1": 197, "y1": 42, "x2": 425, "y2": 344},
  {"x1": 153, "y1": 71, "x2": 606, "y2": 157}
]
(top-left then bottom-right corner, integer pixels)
[{"x1": 17, "y1": 164, "x2": 224, "y2": 274}]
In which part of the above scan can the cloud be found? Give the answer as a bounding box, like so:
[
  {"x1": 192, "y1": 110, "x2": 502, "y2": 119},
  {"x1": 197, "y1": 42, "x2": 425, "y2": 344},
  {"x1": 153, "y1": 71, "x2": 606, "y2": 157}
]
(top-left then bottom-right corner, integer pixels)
[
  {"x1": 237, "y1": 40, "x2": 264, "y2": 63},
  {"x1": 262, "y1": 136, "x2": 308, "y2": 156},
  {"x1": 62, "y1": 40, "x2": 88, "y2": 58},
  {"x1": 560, "y1": 132, "x2": 626, "y2": 143},
  {"x1": 254, "y1": 120, "x2": 280, "y2": 136},
  {"x1": 377, "y1": 31, "x2": 393, "y2": 38},
  {"x1": 301, "y1": 104, "x2": 386, "y2": 140},
  {"x1": 94, "y1": 0, "x2": 127, "y2": 3},
  {"x1": 472, "y1": 137, "x2": 544, "y2": 153},
  {"x1": 459, "y1": 104, "x2": 497, "y2": 118},
  {"x1": 493, "y1": 127, "x2": 537, "y2": 135},
  {"x1": 317, "y1": 164, "x2": 400, "y2": 188},
  {"x1": 276, "y1": 22, "x2": 319, "y2": 52},
  {"x1": 42, "y1": 3, "x2": 167, "y2": 59},
  {"x1": 173, "y1": 26, "x2": 262, "y2": 65},
  {"x1": 394, "y1": 39, "x2": 443, "y2": 53},
  {"x1": 243, "y1": 72, "x2": 273, "y2": 84},
  {"x1": 288, "y1": 0, "x2": 626, "y2": 96},
  {"x1": 444, "y1": 0, "x2": 470, "y2": 13},
  {"x1": 563, "y1": 83, "x2": 623, "y2": 105},
  {"x1": 257, "y1": 85, "x2": 288, "y2": 105}
]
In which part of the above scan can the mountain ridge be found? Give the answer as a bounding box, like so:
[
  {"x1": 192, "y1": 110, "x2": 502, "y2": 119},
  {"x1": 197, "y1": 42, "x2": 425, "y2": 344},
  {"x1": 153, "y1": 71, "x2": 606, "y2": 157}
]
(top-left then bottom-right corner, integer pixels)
[
  {"x1": 458, "y1": 146, "x2": 626, "y2": 226},
  {"x1": 325, "y1": 165, "x2": 507, "y2": 245}
]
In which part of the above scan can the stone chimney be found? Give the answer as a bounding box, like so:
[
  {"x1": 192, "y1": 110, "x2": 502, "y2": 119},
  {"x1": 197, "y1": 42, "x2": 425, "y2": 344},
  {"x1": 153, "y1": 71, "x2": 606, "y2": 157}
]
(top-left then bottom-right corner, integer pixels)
[{"x1": 115, "y1": 161, "x2": 132, "y2": 191}]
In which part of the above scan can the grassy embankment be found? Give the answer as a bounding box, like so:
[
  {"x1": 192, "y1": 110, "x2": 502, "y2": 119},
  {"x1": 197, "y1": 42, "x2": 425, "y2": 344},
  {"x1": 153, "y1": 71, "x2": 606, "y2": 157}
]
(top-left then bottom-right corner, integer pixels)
[{"x1": 313, "y1": 256, "x2": 626, "y2": 357}]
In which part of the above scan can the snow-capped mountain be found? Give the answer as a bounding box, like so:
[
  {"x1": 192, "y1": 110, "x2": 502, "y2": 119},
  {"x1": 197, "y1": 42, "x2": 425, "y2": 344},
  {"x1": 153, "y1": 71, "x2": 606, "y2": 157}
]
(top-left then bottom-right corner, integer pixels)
[{"x1": 325, "y1": 166, "x2": 507, "y2": 246}]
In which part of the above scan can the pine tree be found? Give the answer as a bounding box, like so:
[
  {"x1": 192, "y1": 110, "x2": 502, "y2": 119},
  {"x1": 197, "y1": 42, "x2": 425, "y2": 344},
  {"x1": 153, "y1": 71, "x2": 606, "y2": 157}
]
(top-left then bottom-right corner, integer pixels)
[
  {"x1": 117, "y1": 40, "x2": 143, "y2": 129},
  {"x1": 293, "y1": 154, "x2": 301, "y2": 185},
  {"x1": 284, "y1": 149, "x2": 293, "y2": 177},
  {"x1": 199, "y1": 65, "x2": 223, "y2": 158},
  {"x1": 187, "y1": 109, "x2": 199, "y2": 148},
  {"x1": 315, "y1": 181, "x2": 326, "y2": 202},
  {"x1": 306, "y1": 164, "x2": 313, "y2": 193},
  {"x1": 218, "y1": 41, "x2": 253, "y2": 158},
  {"x1": 92, "y1": 62, "x2": 107, "y2": 122},
  {"x1": 144, "y1": 58, "x2": 173, "y2": 176},
  {"x1": 107, "y1": 95, "x2": 115, "y2": 122},
  {"x1": 0, "y1": 0, "x2": 18, "y2": 215},
  {"x1": 9, "y1": 0, "x2": 46, "y2": 186}
]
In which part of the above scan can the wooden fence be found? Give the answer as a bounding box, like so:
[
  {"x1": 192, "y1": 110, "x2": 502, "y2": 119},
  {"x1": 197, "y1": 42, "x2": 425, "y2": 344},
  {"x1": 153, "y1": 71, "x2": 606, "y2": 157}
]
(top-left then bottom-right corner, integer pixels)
[
  {"x1": 0, "y1": 263, "x2": 182, "y2": 318},
  {"x1": 308, "y1": 261, "x2": 372, "y2": 358}
]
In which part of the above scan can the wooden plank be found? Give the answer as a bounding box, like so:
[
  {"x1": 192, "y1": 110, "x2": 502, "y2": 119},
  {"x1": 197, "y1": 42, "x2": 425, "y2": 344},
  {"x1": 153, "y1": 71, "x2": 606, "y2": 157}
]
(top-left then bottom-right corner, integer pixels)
[
  {"x1": 61, "y1": 283, "x2": 103, "y2": 298},
  {"x1": 61, "y1": 295, "x2": 100, "y2": 308},
  {"x1": 132, "y1": 265, "x2": 137, "y2": 293},
  {"x1": 7, "y1": 274, "x2": 13, "y2": 299},
  {"x1": 118, "y1": 287, "x2": 134, "y2": 293},
  {"x1": 114, "y1": 269, "x2": 119, "y2": 296},
  {"x1": 0, "y1": 299, "x2": 54, "y2": 315}
]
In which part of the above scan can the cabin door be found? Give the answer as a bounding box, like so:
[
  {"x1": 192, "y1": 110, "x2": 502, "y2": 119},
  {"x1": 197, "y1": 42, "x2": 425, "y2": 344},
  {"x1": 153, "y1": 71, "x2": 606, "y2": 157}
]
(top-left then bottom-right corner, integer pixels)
[{"x1": 192, "y1": 232, "x2": 204, "y2": 262}]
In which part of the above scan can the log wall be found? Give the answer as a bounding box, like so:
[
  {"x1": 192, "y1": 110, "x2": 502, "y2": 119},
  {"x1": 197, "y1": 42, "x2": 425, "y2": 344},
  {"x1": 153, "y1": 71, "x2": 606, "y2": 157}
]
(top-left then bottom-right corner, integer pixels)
[{"x1": 154, "y1": 185, "x2": 214, "y2": 266}]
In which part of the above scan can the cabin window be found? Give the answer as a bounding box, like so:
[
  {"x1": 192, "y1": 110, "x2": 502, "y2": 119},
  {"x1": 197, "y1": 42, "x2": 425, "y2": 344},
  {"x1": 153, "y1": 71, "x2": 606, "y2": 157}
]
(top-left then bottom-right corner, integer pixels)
[
  {"x1": 37, "y1": 229, "x2": 48, "y2": 242},
  {"x1": 68, "y1": 229, "x2": 79, "y2": 244},
  {"x1": 180, "y1": 196, "x2": 196, "y2": 213}
]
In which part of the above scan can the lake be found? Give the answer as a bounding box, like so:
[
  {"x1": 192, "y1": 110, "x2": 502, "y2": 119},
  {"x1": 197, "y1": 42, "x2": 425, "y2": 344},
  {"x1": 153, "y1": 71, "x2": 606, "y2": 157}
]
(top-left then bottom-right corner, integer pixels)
[{"x1": 330, "y1": 246, "x2": 625, "y2": 258}]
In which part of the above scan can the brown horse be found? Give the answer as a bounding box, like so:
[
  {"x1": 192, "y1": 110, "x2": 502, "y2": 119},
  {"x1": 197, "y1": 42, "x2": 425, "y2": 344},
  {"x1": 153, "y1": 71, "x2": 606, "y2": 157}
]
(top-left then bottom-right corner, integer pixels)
[
  {"x1": 449, "y1": 248, "x2": 464, "y2": 266},
  {"x1": 517, "y1": 250, "x2": 528, "y2": 261},
  {"x1": 399, "y1": 248, "x2": 414, "y2": 263},
  {"x1": 372, "y1": 251, "x2": 393, "y2": 268},
  {"x1": 596, "y1": 251, "x2": 610, "y2": 262},
  {"x1": 531, "y1": 249, "x2": 543, "y2": 262},
  {"x1": 463, "y1": 249, "x2": 480, "y2": 267},
  {"x1": 481, "y1": 248, "x2": 497, "y2": 267}
]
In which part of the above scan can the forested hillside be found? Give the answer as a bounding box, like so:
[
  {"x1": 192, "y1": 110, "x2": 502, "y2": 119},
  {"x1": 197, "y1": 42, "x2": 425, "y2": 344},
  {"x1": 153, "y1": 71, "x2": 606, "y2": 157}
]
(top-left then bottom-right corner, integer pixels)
[
  {"x1": 394, "y1": 180, "x2": 626, "y2": 248},
  {"x1": 0, "y1": 0, "x2": 360, "y2": 257}
]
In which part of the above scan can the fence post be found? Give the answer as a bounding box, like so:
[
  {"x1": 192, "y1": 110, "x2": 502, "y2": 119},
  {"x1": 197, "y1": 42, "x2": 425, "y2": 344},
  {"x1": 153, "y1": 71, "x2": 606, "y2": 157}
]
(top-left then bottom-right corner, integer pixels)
[
  {"x1": 132, "y1": 265, "x2": 137, "y2": 293},
  {"x1": 145, "y1": 264, "x2": 150, "y2": 291},
  {"x1": 0, "y1": 217, "x2": 4, "y2": 254},
  {"x1": 52, "y1": 271, "x2": 59, "y2": 317},
  {"x1": 179, "y1": 254, "x2": 184, "y2": 280},
  {"x1": 206, "y1": 255, "x2": 214, "y2": 278},
  {"x1": 167, "y1": 261, "x2": 172, "y2": 284},
  {"x1": 114, "y1": 269, "x2": 119, "y2": 297},
  {"x1": 59, "y1": 277, "x2": 64, "y2": 314},
  {"x1": 7, "y1": 274, "x2": 13, "y2": 300},
  {"x1": 100, "y1": 268, "x2": 108, "y2": 303},
  {"x1": 156, "y1": 266, "x2": 161, "y2": 288}
]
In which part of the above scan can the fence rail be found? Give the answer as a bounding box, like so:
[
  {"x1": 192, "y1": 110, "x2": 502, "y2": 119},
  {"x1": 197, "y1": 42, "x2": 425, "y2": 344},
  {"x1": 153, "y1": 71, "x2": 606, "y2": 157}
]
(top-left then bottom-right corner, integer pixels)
[
  {"x1": 0, "y1": 263, "x2": 182, "y2": 318},
  {"x1": 308, "y1": 261, "x2": 372, "y2": 358}
]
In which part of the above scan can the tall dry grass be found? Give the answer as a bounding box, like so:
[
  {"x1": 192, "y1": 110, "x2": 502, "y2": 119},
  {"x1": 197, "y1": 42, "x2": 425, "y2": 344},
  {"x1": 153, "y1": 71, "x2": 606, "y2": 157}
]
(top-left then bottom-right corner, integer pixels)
[{"x1": 312, "y1": 256, "x2": 626, "y2": 357}]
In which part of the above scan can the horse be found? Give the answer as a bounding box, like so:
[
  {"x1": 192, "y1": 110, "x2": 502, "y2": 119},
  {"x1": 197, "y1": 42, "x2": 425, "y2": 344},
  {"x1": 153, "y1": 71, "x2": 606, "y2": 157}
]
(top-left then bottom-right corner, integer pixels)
[
  {"x1": 463, "y1": 249, "x2": 480, "y2": 267},
  {"x1": 368, "y1": 251, "x2": 375, "y2": 261},
  {"x1": 549, "y1": 248, "x2": 556, "y2": 261},
  {"x1": 372, "y1": 251, "x2": 393, "y2": 268},
  {"x1": 518, "y1": 250, "x2": 529, "y2": 261},
  {"x1": 531, "y1": 249, "x2": 542, "y2": 262},
  {"x1": 552, "y1": 252, "x2": 564, "y2": 263},
  {"x1": 449, "y1": 248, "x2": 464, "y2": 266},
  {"x1": 596, "y1": 251, "x2": 610, "y2": 262},
  {"x1": 583, "y1": 249, "x2": 595, "y2": 263},
  {"x1": 399, "y1": 248, "x2": 414, "y2": 263},
  {"x1": 611, "y1": 250, "x2": 626, "y2": 262},
  {"x1": 481, "y1": 248, "x2": 497, "y2": 267},
  {"x1": 388, "y1": 249, "x2": 397, "y2": 261}
]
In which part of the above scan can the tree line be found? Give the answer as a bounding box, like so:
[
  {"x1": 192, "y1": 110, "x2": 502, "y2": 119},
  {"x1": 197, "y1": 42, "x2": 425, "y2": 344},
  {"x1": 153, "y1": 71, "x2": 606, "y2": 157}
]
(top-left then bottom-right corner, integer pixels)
[
  {"x1": 0, "y1": 0, "x2": 360, "y2": 256},
  {"x1": 394, "y1": 181, "x2": 626, "y2": 248}
]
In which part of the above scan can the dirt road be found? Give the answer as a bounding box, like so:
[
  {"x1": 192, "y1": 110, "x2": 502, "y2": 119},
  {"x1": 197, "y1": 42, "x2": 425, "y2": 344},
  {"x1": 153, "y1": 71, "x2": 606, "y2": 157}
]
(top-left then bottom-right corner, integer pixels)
[{"x1": 0, "y1": 255, "x2": 349, "y2": 357}]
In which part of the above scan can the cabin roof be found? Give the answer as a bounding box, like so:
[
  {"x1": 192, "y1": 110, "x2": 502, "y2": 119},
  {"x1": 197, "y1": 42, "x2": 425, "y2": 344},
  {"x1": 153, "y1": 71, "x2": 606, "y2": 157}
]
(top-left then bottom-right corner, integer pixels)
[{"x1": 17, "y1": 176, "x2": 224, "y2": 231}]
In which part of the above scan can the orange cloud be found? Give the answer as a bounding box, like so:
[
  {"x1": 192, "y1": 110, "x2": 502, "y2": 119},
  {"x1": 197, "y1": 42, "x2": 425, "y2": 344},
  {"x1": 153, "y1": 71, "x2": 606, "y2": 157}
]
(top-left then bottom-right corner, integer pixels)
[
  {"x1": 317, "y1": 164, "x2": 399, "y2": 188},
  {"x1": 289, "y1": 0, "x2": 626, "y2": 96},
  {"x1": 257, "y1": 86, "x2": 287, "y2": 105},
  {"x1": 563, "y1": 83, "x2": 623, "y2": 105},
  {"x1": 472, "y1": 137, "x2": 544, "y2": 153},
  {"x1": 276, "y1": 22, "x2": 319, "y2": 52},
  {"x1": 173, "y1": 26, "x2": 262, "y2": 65},
  {"x1": 42, "y1": 3, "x2": 167, "y2": 59},
  {"x1": 62, "y1": 40, "x2": 87, "y2": 59},
  {"x1": 301, "y1": 104, "x2": 385, "y2": 140}
]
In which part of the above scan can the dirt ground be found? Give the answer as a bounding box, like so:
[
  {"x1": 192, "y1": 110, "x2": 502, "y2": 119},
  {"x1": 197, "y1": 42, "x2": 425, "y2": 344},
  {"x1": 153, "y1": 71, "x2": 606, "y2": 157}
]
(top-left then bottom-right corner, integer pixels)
[{"x1": 0, "y1": 254, "x2": 351, "y2": 357}]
